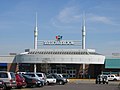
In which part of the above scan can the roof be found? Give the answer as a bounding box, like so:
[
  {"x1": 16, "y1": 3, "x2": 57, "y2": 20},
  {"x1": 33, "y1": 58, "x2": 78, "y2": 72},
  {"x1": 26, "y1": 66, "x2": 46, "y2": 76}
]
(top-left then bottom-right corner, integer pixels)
[{"x1": 25, "y1": 49, "x2": 102, "y2": 55}]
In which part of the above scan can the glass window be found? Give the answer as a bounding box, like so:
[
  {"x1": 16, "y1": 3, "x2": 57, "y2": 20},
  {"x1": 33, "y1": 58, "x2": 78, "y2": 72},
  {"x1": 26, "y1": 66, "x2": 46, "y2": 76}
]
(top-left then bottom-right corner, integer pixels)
[
  {"x1": 25, "y1": 74, "x2": 35, "y2": 77},
  {"x1": 73, "y1": 71, "x2": 76, "y2": 73},
  {"x1": 37, "y1": 74, "x2": 42, "y2": 77},
  {"x1": 70, "y1": 71, "x2": 72, "y2": 73},
  {"x1": 0, "y1": 73, "x2": 8, "y2": 78},
  {"x1": 10, "y1": 73, "x2": 15, "y2": 78},
  {"x1": 47, "y1": 75, "x2": 53, "y2": 78},
  {"x1": 73, "y1": 75, "x2": 75, "y2": 77}
]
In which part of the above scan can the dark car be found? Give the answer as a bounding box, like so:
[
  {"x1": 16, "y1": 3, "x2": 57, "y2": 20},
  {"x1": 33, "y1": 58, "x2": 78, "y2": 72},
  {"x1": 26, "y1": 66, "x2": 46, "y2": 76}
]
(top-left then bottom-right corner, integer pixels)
[
  {"x1": 48, "y1": 74, "x2": 67, "y2": 85},
  {"x1": 24, "y1": 73, "x2": 44, "y2": 86},
  {"x1": 15, "y1": 74, "x2": 27, "y2": 88},
  {"x1": 23, "y1": 75, "x2": 42, "y2": 87},
  {"x1": 0, "y1": 80, "x2": 6, "y2": 90}
]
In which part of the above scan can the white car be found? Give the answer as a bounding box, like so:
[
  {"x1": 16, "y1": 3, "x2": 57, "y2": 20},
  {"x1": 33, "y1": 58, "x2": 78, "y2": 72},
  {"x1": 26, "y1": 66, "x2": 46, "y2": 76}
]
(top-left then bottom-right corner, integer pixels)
[
  {"x1": 107, "y1": 74, "x2": 120, "y2": 81},
  {"x1": 0, "y1": 71, "x2": 17, "y2": 89},
  {"x1": 46, "y1": 75, "x2": 56, "y2": 85}
]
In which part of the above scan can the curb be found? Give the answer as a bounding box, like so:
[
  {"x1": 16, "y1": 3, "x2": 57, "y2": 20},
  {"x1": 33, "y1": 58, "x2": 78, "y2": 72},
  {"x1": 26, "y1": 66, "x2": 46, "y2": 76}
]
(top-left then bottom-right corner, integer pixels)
[{"x1": 68, "y1": 79, "x2": 95, "y2": 83}]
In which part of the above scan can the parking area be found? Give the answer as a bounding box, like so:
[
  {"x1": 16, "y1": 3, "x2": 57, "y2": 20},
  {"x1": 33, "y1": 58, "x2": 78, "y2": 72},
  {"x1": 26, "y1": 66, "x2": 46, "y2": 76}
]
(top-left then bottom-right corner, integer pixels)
[{"x1": 11, "y1": 80, "x2": 120, "y2": 90}]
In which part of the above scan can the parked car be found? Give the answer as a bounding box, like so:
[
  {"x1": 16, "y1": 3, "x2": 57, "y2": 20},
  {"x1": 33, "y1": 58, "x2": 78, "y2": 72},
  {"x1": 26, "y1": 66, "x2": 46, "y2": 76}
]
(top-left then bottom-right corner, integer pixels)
[
  {"x1": 0, "y1": 71, "x2": 17, "y2": 90},
  {"x1": 57, "y1": 74, "x2": 69, "y2": 82},
  {"x1": 46, "y1": 75, "x2": 56, "y2": 85},
  {"x1": 96, "y1": 75, "x2": 108, "y2": 84},
  {"x1": 107, "y1": 74, "x2": 120, "y2": 81},
  {"x1": 23, "y1": 75, "x2": 41, "y2": 87},
  {"x1": 0, "y1": 80, "x2": 6, "y2": 90},
  {"x1": 15, "y1": 74, "x2": 27, "y2": 88},
  {"x1": 36, "y1": 72, "x2": 47, "y2": 84},
  {"x1": 24, "y1": 73, "x2": 45, "y2": 86},
  {"x1": 49, "y1": 73, "x2": 67, "y2": 85}
]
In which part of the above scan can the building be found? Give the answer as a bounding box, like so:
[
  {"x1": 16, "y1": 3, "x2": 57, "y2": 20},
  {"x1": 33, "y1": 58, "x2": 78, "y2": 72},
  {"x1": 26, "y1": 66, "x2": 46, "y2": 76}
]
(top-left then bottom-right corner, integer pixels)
[
  {"x1": 1, "y1": 14, "x2": 119, "y2": 78},
  {"x1": 15, "y1": 48, "x2": 105, "y2": 78}
]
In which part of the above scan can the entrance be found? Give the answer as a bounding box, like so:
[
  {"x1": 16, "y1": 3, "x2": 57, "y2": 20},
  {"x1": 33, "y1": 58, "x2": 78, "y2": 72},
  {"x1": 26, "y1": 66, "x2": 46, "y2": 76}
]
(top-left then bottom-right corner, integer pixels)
[{"x1": 48, "y1": 65, "x2": 77, "y2": 78}]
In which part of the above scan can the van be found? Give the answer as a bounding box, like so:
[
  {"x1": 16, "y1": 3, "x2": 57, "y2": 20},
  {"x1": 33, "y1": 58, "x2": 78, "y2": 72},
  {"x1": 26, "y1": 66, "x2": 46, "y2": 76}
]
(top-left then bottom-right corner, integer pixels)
[{"x1": 0, "y1": 71, "x2": 17, "y2": 89}]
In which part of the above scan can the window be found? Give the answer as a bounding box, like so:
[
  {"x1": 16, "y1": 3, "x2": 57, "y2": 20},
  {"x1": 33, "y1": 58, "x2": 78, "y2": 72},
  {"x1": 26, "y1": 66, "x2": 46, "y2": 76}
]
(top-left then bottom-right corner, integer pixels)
[
  {"x1": 111, "y1": 76, "x2": 114, "y2": 77},
  {"x1": 37, "y1": 74, "x2": 42, "y2": 77},
  {"x1": 47, "y1": 75, "x2": 53, "y2": 78},
  {"x1": 0, "y1": 73, "x2": 8, "y2": 78},
  {"x1": 25, "y1": 74, "x2": 35, "y2": 77},
  {"x1": 10, "y1": 73, "x2": 15, "y2": 78}
]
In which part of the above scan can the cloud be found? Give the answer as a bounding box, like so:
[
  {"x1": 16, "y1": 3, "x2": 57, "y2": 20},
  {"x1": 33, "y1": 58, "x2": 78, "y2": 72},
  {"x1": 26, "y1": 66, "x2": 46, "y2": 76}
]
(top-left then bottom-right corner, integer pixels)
[
  {"x1": 57, "y1": 7, "x2": 81, "y2": 23},
  {"x1": 51, "y1": 5, "x2": 119, "y2": 32},
  {"x1": 88, "y1": 14, "x2": 116, "y2": 25},
  {"x1": 52, "y1": 7, "x2": 81, "y2": 25},
  {"x1": 52, "y1": 6, "x2": 117, "y2": 28}
]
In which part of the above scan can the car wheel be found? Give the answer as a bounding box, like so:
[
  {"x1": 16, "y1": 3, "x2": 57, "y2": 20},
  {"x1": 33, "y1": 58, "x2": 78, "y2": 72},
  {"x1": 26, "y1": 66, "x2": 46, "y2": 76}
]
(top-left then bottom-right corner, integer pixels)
[
  {"x1": 95, "y1": 81, "x2": 98, "y2": 84},
  {"x1": 38, "y1": 83, "x2": 42, "y2": 87},
  {"x1": 103, "y1": 82, "x2": 105, "y2": 84},
  {"x1": 2, "y1": 84, "x2": 6, "y2": 90},
  {"x1": 17, "y1": 86, "x2": 22, "y2": 89},
  {"x1": 32, "y1": 84, "x2": 36, "y2": 88},
  {"x1": 59, "y1": 81, "x2": 63, "y2": 85},
  {"x1": 46, "y1": 81, "x2": 49, "y2": 85},
  {"x1": 6, "y1": 87, "x2": 12, "y2": 90},
  {"x1": 113, "y1": 79, "x2": 117, "y2": 81},
  {"x1": 99, "y1": 81, "x2": 101, "y2": 84}
]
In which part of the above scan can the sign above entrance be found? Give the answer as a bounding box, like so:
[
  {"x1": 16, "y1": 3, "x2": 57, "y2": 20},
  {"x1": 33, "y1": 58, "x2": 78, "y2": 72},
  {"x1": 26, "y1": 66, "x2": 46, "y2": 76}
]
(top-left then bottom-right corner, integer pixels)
[
  {"x1": 38, "y1": 40, "x2": 81, "y2": 46},
  {"x1": 38, "y1": 35, "x2": 81, "y2": 46},
  {"x1": 43, "y1": 40, "x2": 74, "y2": 45}
]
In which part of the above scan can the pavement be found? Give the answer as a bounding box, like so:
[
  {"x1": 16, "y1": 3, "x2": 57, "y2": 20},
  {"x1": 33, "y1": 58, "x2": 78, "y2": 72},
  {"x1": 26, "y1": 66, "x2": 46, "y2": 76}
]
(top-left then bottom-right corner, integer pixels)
[
  {"x1": 11, "y1": 79, "x2": 120, "y2": 90},
  {"x1": 68, "y1": 79, "x2": 120, "y2": 85}
]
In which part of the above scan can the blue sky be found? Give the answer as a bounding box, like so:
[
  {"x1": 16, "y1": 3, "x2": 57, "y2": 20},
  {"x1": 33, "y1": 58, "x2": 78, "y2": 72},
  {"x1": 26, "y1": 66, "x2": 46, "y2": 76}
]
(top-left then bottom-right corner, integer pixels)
[{"x1": 0, "y1": 0, "x2": 120, "y2": 55}]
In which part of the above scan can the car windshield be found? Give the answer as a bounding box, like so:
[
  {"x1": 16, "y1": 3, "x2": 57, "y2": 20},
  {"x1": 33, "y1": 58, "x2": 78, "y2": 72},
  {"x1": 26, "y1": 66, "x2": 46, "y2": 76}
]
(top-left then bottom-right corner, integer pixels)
[
  {"x1": 47, "y1": 75, "x2": 53, "y2": 78},
  {"x1": 36, "y1": 74, "x2": 42, "y2": 77},
  {"x1": 25, "y1": 74, "x2": 35, "y2": 77},
  {"x1": 18, "y1": 74, "x2": 24, "y2": 78},
  {"x1": 23, "y1": 75, "x2": 31, "y2": 78},
  {"x1": 54, "y1": 74, "x2": 61, "y2": 78},
  {"x1": 0, "y1": 73, "x2": 8, "y2": 78},
  {"x1": 10, "y1": 73, "x2": 15, "y2": 78}
]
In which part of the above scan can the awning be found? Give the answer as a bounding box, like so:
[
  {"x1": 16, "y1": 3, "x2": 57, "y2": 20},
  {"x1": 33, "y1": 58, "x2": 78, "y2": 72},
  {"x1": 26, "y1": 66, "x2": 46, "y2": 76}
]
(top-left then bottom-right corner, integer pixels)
[{"x1": 105, "y1": 59, "x2": 120, "y2": 68}]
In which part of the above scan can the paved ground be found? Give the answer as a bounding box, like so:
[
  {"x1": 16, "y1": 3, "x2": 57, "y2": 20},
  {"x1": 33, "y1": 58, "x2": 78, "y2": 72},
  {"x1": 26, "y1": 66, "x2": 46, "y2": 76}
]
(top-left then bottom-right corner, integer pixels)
[
  {"x1": 12, "y1": 79, "x2": 120, "y2": 90},
  {"x1": 12, "y1": 83, "x2": 120, "y2": 90},
  {"x1": 69, "y1": 79, "x2": 120, "y2": 84}
]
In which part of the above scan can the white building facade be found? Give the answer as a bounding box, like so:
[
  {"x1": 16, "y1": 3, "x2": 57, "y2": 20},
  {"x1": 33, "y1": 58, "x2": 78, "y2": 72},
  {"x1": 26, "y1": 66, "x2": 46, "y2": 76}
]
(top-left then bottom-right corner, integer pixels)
[{"x1": 14, "y1": 48, "x2": 105, "y2": 78}]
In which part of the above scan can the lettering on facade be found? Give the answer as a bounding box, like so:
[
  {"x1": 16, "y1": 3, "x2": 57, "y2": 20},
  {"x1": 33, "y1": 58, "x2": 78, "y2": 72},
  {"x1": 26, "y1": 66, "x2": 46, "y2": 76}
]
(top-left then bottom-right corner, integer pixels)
[{"x1": 43, "y1": 40, "x2": 74, "y2": 45}]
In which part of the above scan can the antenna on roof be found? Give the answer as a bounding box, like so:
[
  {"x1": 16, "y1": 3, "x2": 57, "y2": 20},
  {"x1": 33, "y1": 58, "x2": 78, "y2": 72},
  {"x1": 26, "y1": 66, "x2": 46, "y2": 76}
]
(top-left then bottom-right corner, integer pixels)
[
  {"x1": 82, "y1": 12, "x2": 86, "y2": 49},
  {"x1": 34, "y1": 12, "x2": 38, "y2": 49}
]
